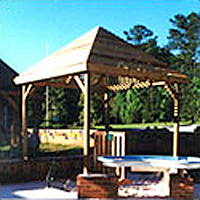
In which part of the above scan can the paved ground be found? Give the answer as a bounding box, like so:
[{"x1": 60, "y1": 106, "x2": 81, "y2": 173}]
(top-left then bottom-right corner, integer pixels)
[
  {"x1": 165, "y1": 124, "x2": 199, "y2": 133},
  {"x1": 0, "y1": 181, "x2": 77, "y2": 199},
  {"x1": 1, "y1": 180, "x2": 200, "y2": 199}
]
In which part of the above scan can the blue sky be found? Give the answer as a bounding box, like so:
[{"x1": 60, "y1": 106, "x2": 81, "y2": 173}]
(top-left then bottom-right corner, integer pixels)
[{"x1": 0, "y1": 0, "x2": 199, "y2": 73}]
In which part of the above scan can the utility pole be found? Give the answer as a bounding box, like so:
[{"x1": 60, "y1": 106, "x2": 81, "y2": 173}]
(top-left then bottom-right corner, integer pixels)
[{"x1": 46, "y1": 41, "x2": 49, "y2": 127}]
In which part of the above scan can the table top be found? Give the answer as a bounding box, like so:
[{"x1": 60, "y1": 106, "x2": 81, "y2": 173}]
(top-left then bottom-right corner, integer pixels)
[{"x1": 97, "y1": 155, "x2": 200, "y2": 170}]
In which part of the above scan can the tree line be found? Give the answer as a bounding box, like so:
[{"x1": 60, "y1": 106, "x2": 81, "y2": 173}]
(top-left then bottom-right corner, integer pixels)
[{"x1": 28, "y1": 12, "x2": 200, "y2": 128}]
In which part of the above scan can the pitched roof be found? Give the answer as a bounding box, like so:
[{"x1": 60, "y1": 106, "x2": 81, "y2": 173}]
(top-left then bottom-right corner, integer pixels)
[
  {"x1": 0, "y1": 59, "x2": 18, "y2": 90},
  {"x1": 14, "y1": 26, "x2": 188, "y2": 85}
]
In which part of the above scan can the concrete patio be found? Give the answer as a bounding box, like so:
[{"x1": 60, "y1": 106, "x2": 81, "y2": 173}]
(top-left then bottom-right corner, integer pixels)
[{"x1": 1, "y1": 179, "x2": 200, "y2": 199}]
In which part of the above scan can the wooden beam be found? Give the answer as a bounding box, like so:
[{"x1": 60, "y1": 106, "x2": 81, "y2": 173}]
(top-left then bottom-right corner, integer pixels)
[
  {"x1": 83, "y1": 72, "x2": 90, "y2": 174},
  {"x1": 74, "y1": 75, "x2": 86, "y2": 95},
  {"x1": 88, "y1": 63, "x2": 188, "y2": 84},
  {"x1": 167, "y1": 72, "x2": 188, "y2": 80},
  {"x1": 28, "y1": 87, "x2": 37, "y2": 98},
  {"x1": 91, "y1": 74, "x2": 103, "y2": 86},
  {"x1": 152, "y1": 81, "x2": 166, "y2": 86},
  {"x1": 34, "y1": 81, "x2": 76, "y2": 88},
  {"x1": 0, "y1": 90, "x2": 20, "y2": 96},
  {"x1": 23, "y1": 84, "x2": 33, "y2": 100},
  {"x1": 164, "y1": 84, "x2": 176, "y2": 100},
  {"x1": 65, "y1": 76, "x2": 72, "y2": 84}
]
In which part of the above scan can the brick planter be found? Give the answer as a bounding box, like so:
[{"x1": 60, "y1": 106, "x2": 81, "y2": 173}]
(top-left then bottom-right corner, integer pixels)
[
  {"x1": 77, "y1": 174, "x2": 118, "y2": 199},
  {"x1": 170, "y1": 174, "x2": 194, "y2": 199}
]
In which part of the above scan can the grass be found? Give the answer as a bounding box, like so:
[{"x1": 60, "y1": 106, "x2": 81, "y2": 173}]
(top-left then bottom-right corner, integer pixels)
[
  {"x1": 39, "y1": 142, "x2": 82, "y2": 153},
  {"x1": 0, "y1": 145, "x2": 11, "y2": 151},
  {"x1": 95, "y1": 121, "x2": 196, "y2": 130},
  {"x1": 0, "y1": 143, "x2": 82, "y2": 158},
  {"x1": 1, "y1": 121, "x2": 198, "y2": 154}
]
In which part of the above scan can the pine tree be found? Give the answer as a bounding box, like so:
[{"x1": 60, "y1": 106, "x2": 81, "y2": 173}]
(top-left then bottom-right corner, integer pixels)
[
  {"x1": 167, "y1": 12, "x2": 200, "y2": 122},
  {"x1": 116, "y1": 25, "x2": 174, "y2": 123}
]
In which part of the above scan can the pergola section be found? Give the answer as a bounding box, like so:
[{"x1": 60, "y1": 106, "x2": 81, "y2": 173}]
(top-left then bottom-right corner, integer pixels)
[{"x1": 14, "y1": 27, "x2": 188, "y2": 171}]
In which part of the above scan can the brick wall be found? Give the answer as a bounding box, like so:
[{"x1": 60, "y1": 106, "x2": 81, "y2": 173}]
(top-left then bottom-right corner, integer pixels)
[
  {"x1": 77, "y1": 174, "x2": 118, "y2": 198},
  {"x1": 170, "y1": 174, "x2": 194, "y2": 199}
]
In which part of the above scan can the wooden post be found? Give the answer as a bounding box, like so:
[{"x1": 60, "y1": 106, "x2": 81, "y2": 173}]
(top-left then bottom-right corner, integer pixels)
[
  {"x1": 104, "y1": 91, "x2": 110, "y2": 131},
  {"x1": 111, "y1": 135, "x2": 115, "y2": 156},
  {"x1": 97, "y1": 133, "x2": 102, "y2": 171},
  {"x1": 22, "y1": 84, "x2": 33, "y2": 160},
  {"x1": 83, "y1": 72, "x2": 90, "y2": 174},
  {"x1": 10, "y1": 123, "x2": 15, "y2": 147},
  {"x1": 173, "y1": 83, "x2": 179, "y2": 157},
  {"x1": 102, "y1": 133, "x2": 106, "y2": 155},
  {"x1": 121, "y1": 133, "x2": 125, "y2": 180},
  {"x1": 46, "y1": 86, "x2": 49, "y2": 127},
  {"x1": 116, "y1": 135, "x2": 120, "y2": 177},
  {"x1": 22, "y1": 85, "x2": 28, "y2": 160},
  {"x1": 93, "y1": 132, "x2": 97, "y2": 170},
  {"x1": 164, "y1": 83, "x2": 179, "y2": 157}
]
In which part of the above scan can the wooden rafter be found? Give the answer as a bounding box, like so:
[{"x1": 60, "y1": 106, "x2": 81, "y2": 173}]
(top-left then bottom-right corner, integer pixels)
[
  {"x1": 132, "y1": 80, "x2": 151, "y2": 89},
  {"x1": 88, "y1": 63, "x2": 188, "y2": 84}
]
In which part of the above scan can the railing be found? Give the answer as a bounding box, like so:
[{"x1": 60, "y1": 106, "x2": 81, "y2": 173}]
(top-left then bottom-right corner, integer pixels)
[{"x1": 93, "y1": 131, "x2": 125, "y2": 179}]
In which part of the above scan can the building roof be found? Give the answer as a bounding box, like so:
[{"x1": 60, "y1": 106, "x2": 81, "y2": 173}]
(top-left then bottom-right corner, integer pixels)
[
  {"x1": 0, "y1": 59, "x2": 19, "y2": 90},
  {"x1": 14, "y1": 26, "x2": 188, "y2": 86}
]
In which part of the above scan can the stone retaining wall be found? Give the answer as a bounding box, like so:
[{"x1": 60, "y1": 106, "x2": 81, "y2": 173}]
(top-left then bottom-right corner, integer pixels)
[{"x1": 0, "y1": 156, "x2": 83, "y2": 184}]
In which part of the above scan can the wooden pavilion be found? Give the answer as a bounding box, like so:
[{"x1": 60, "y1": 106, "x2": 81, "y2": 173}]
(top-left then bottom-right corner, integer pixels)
[
  {"x1": 0, "y1": 59, "x2": 20, "y2": 146},
  {"x1": 14, "y1": 27, "x2": 188, "y2": 172}
]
